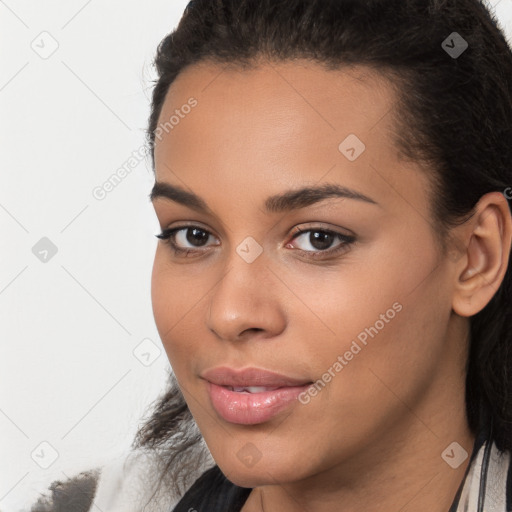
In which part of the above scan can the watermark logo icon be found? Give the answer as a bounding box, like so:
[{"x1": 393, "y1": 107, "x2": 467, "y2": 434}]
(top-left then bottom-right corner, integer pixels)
[
  {"x1": 133, "y1": 338, "x2": 161, "y2": 367},
  {"x1": 441, "y1": 441, "x2": 468, "y2": 469},
  {"x1": 446, "y1": 233, "x2": 467, "y2": 264},
  {"x1": 31, "y1": 441, "x2": 59, "y2": 469},
  {"x1": 31, "y1": 31, "x2": 59, "y2": 60},
  {"x1": 236, "y1": 237, "x2": 263, "y2": 264},
  {"x1": 339, "y1": 134, "x2": 366, "y2": 161},
  {"x1": 442, "y1": 32, "x2": 468, "y2": 59},
  {"x1": 237, "y1": 442, "x2": 262, "y2": 468},
  {"x1": 32, "y1": 237, "x2": 58, "y2": 263}
]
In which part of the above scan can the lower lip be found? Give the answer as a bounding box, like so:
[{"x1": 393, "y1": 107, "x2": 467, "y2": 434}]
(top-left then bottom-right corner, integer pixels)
[{"x1": 206, "y1": 381, "x2": 311, "y2": 425}]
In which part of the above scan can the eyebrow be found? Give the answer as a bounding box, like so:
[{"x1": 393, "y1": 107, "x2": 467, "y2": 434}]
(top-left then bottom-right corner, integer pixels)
[{"x1": 149, "y1": 181, "x2": 379, "y2": 214}]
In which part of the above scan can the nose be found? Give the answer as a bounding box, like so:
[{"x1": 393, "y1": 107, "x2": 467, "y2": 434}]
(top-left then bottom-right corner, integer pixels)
[{"x1": 206, "y1": 248, "x2": 287, "y2": 343}]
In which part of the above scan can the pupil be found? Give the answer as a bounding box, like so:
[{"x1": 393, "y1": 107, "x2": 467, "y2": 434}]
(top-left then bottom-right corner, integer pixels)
[
  {"x1": 311, "y1": 231, "x2": 333, "y2": 250},
  {"x1": 187, "y1": 228, "x2": 209, "y2": 247}
]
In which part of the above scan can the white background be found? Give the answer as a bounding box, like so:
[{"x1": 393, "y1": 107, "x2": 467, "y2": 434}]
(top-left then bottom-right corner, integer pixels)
[{"x1": 0, "y1": 1, "x2": 511, "y2": 510}]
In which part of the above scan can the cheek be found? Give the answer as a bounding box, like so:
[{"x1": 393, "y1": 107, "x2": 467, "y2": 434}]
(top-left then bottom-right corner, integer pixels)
[
  {"x1": 311, "y1": 267, "x2": 452, "y2": 430},
  {"x1": 294, "y1": 231, "x2": 451, "y2": 399},
  {"x1": 151, "y1": 248, "x2": 215, "y2": 378},
  {"x1": 151, "y1": 253, "x2": 171, "y2": 338},
  {"x1": 151, "y1": 251, "x2": 190, "y2": 366}
]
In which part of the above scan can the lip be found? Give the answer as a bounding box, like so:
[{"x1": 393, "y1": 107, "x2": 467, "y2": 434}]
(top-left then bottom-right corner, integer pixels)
[
  {"x1": 201, "y1": 366, "x2": 312, "y2": 387},
  {"x1": 201, "y1": 366, "x2": 313, "y2": 425}
]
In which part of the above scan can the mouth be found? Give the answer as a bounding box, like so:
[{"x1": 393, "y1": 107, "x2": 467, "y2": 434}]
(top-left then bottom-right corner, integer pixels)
[
  {"x1": 201, "y1": 366, "x2": 313, "y2": 425},
  {"x1": 201, "y1": 365, "x2": 312, "y2": 388},
  {"x1": 223, "y1": 385, "x2": 282, "y2": 393}
]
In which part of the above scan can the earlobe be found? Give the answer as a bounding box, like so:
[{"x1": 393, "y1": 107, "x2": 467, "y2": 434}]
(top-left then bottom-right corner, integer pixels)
[{"x1": 452, "y1": 192, "x2": 512, "y2": 318}]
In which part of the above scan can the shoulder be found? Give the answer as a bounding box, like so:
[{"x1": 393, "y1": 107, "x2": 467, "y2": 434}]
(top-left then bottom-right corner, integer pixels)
[
  {"x1": 455, "y1": 440, "x2": 512, "y2": 512},
  {"x1": 30, "y1": 449, "x2": 215, "y2": 512},
  {"x1": 30, "y1": 468, "x2": 100, "y2": 512}
]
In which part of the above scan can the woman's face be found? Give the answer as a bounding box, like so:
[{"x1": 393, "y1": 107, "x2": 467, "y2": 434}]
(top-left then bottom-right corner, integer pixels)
[{"x1": 151, "y1": 60, "x2": 464, "y2": 487}]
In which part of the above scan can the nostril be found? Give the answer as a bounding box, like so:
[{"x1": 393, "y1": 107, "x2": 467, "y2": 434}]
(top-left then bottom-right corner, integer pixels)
[{"x1": 240, "y1": 327, "x2": 264, "y2": 336}]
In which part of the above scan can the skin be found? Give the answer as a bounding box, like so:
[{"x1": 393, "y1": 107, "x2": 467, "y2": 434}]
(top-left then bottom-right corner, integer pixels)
[{"x1": 150, "y1": 59, "x2": 512, "y2": 512}]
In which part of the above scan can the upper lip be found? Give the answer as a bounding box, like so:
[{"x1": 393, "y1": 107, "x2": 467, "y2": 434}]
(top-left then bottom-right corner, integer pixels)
[{"x1": 201, "y1": 366, "x2": 312, "y2": 387}]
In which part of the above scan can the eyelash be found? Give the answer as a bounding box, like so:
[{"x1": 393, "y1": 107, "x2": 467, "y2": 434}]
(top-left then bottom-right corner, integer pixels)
[{"x1": 155, "y1": 225, "x2": 356, "y2": 260}]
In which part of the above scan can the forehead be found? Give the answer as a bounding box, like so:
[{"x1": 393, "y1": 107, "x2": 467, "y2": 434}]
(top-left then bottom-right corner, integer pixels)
[
  {"x1": 153, "y1": 59, "x2": 433, "y2": 219},
  {"x1": 156, "y1": 59, "x2": 397, "y2": 149}
]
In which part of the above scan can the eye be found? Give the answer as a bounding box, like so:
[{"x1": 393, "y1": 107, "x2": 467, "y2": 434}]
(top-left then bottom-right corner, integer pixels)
[
  {"x1": 156, "y1": 225, "x2": 218, "y2": 257},
  {"x1": 156, "y1": 224, "x2": 356, "y2": 260},
  {"x1": 287, "y1": 227, "x2": 356, "y2": 259}
]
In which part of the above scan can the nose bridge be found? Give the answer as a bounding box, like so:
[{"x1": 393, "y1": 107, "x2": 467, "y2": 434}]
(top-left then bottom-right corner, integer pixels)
[
  {"x1": 211, "y1": 239, "x2": 269, "y2": 316},
  {"x1": 206, "y1": 238, "x2": 285, "y2": 341}
]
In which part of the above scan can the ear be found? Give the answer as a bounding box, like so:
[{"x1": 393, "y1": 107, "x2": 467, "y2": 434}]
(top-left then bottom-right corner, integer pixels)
[{"x1": 451, "y1": 191, "x2": 512, "y2": 317}]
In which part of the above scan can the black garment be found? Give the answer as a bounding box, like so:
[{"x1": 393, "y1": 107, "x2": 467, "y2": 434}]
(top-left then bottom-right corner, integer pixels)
[
  {"x1": 171, "y1": 464, "x2": 252, "y2": 512},
  {"x1": 448, "y1": 407, "x2": 491, "y2": 512},
  {"x1": 172, "y1": 410, "x2": 503, "y2": 512}
]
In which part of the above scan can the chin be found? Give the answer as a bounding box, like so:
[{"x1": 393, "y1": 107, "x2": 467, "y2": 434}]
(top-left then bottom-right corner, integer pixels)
[
  {"x1": 223, "y1": 467, "x2": 282, "y2": 489},
  {"x1": 219, "y1": 457, "x2": 306, "y2": 488}
]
